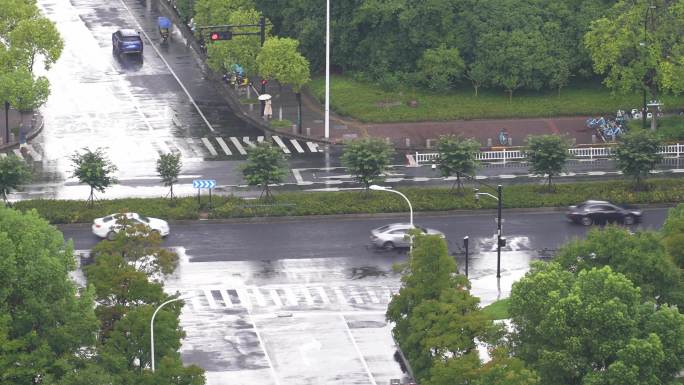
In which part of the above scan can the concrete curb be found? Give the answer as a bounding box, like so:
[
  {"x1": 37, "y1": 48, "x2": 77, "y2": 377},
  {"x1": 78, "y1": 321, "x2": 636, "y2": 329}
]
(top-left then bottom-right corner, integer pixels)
[{"x1": 0, "y1": 112, "x2": 44, "y2": 151}]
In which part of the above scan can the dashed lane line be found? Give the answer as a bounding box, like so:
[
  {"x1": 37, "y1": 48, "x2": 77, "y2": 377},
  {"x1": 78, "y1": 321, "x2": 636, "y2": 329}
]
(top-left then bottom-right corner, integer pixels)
[
  {"x1": 272, "y1": 135, "x2": 291, "y2": 154},
  {"x1": 201, "y1": 137, "x2": 218, "y2": 156},
  {"x1": 306, "y1": 142, "x2": 319, "y2": 153},
  {"x1": 215, "y1": 137, "x2": 232, "y2": 156},
  {"x1": 230, "y1": 137, "x2": 247, "y2": 155},
  {"x1": 290, "y1": 139, "x2": 305, "y2": 153}
]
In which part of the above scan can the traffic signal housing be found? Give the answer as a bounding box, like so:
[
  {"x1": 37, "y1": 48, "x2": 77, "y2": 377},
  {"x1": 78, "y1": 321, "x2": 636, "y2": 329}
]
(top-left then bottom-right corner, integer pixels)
[{"x1": 209, "y1": 31, "x2": 232, "y2": 41}]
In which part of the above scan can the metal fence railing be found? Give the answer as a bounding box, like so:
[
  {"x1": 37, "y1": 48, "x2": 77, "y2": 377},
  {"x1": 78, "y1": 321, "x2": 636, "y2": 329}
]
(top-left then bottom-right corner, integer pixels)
[{"x1": 414, "y1": 143, "x2": 684, "y2": 164}]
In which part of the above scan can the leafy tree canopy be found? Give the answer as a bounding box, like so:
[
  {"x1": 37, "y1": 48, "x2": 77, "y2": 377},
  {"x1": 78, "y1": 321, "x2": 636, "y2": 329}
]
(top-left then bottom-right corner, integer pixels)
[
  {"x1": 156, "y1": 153, "x2": 182, "y2": 199},
  {"x1": 613, "y1": 129, "x2": 662, "y2": 188},
  {"x1": 435, "y1": 134, "x2": 480, "y2": 192},
  {"x1": 525, "y1": 135, "x2": 570, "y2": 191},
  {"x1": 70, "y1": 147, "x2": 118, "y2": 205},
  {"x1": 341, "y1": 138, "x2": 394, "y2": 189},
  {"x1": 241, "y1": 141, "x2": 288, "y2": 198},
  {"x1": 0, "y1": 154, "x2": 31, "y2": 205},
  {"x1": 256, "y1": 37, "x2": 310, "y2": 92}
]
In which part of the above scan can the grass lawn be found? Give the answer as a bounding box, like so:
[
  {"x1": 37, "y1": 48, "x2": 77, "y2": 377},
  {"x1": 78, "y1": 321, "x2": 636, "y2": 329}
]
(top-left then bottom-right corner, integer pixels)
[
  {"x1": 307, "y1": 75, "x2": 684, "y2": 123},
  {"x1": 481, "y1": 298, "x2": 510, "y2": 320}
]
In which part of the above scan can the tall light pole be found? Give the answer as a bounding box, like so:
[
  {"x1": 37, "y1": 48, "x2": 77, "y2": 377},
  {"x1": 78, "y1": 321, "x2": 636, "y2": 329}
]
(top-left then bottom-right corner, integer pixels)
[
  {"x1": 150, "y1": 296, "x2": 189, "y2": 372},
  {"x1": 369, "y1": 185, "x2": 414, "y2": 252},
  {"x1": 475, "y1": 184, "x2": 504, "y2": 278},
  {"x1": 642, "y1": 2, "x2": 657, "y2": 129},
  {"x1": 324, "y1": 0, "x2": 330, "y2": 139}
]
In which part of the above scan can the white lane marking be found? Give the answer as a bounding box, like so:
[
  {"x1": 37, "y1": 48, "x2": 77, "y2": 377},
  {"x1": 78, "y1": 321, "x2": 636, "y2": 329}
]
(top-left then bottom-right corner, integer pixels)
[
  {"x1": 272, "y1": 135, "x2": 291, "y2": 154},
  {"x1": 334, "y1": 287, "x2": 347, "y2": 304},
  {"x1": 243, "y1": 137, "x2": 256, "y2": 148},
  {"x1": 316, "y1": 287, "x2": 330, "y2": 304},
  {"x1": 219, "y1": 289, "x2": 233, "y2": 308},
  {"x1": 498, "y1": 174, "x2": 517, "y2": 179},
  {"x1": 306, "y1": 142, "x2": 319, "y2": 152},
  {"x1": 13, "y1": 149, "x2": 23, "y2": 158},
  {"x1": 366, "y1": 288, "x2": 380, "y2": 304},
  {"x1": 300, "y1": 286, "x2": 315, "y2": 305},
  {"x1": 340, "y1": 314, "x2": 377, "y2": 385},
  {"x1": 671, "y1": 169, "x2": 684, "y2": 173},
  {"x1": 236, "y1": 288, "x2": 252, "y2": 310},
  {"x1": 247, "y1": 309, "x2": 281, "y2": 385},
  {"x1": 290, "y1": 139, "x2": 305, "y2": 153},
  {"x1": 156, "y1": 139, "x2": 171, "y2": 154},
  {"x1": 257, "y1": 136, "x2": 264, "y2": 142},
  {"x1": 292, "y1": 169, "x2": 304, "y2": 184},
  {"x1": 284, "y1": 287, "x2": 298, "y2": 306},
  {"x1": 215, "y1": 137, "x2": 232, "y2": 155},
  {"x1": 201, "y1": 137, "x2": 218, "y2": 156},
  {"x1": 348, "y1": 287, "x2": 364, "y2": 304},
  {"x1": 116, "y1": 0, "x2": 216, "y2": 132},
  {"x1": 190, "y1": 294, "x2": 203, "y2": 311},
  {"x1": 269, "y1": 289, "x2": 283, "y2": 308},
  {"x1": 230, "y1": 137, "x2": 247, "y2": 155},
  {"x1": 25, "y1": 144, "x2": 42, "y2": 161},
  {"x1": 587, "y1": 171, "x2": 606, "y2": 176},
  {"x1": 252, "y1": 288, "x2": 267, "y2": 307},
  {"x1": 203, "y1": 289, "x2": 218, "y2": 309}
]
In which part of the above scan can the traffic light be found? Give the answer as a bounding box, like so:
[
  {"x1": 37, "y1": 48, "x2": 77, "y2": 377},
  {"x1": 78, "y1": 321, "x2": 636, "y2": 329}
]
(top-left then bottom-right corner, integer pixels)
[
  {"x1": 260, "y1": 79, "x2": 268, "y2": 86},
  {"x1": 209, "y1": 31, "x2": 232, "y2": 41}
]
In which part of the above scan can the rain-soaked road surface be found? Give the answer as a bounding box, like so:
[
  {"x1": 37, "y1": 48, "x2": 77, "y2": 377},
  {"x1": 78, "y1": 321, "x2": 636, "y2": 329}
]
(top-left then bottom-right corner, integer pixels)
[{"x1": 61, "y1": 209, "x2": 670, "y2": 384}]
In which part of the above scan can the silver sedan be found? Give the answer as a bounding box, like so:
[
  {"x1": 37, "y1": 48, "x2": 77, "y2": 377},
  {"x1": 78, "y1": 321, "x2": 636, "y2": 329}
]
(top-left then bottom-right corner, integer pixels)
[{"x1": 370, "y1": 223, "x2": 445, "y2": 249}]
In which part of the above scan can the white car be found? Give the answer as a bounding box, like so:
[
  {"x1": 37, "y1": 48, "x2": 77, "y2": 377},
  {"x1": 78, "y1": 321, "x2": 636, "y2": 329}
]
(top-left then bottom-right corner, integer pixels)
[
  {"x1": 370, "y1": 223, "x2": 445, "y2": 250},
  {"x1": 92, "y1": 213, "x2": 170, "y2": 240}
]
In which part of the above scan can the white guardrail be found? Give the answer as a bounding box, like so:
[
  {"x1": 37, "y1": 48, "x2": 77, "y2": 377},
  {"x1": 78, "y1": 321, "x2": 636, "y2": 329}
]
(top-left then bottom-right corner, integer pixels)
[{"x1": 414, "y1": 143, "x2": 684, "y2": 164}]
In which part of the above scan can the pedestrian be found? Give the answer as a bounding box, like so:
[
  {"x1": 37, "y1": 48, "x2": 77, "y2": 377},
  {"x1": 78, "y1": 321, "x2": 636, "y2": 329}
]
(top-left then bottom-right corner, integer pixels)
[
  {"x1": 498, "y1": 128, "x2": 508, "y2": 146},
  {"x1": 264, "y1": 99, "x2": 273, "y2": 120}
]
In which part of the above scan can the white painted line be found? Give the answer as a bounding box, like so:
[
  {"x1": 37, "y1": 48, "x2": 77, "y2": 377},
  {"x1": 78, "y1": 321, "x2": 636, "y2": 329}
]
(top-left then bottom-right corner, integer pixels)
[
  {"x1": 25, "y1": 144, "x2": 42, "y2": 162},
  {"x1": 316, "y1": 287, "x2": 330, "y2": 304},
  {"x1": 292, "y1": 169, "x2": 305, "y2": 184},
  {"x1": 215, "y1": 137, "x2": 232, "y2": 155},
  {"x1": 340, "y1": 314, "x2": 377, "y2": 385},
  {"x1": 190, "y1": 294, "x2": 203, "y2": 311},
  {"x1": 587, "y1": 171, "x2": 606, "y2": 176},
  {"x1": 300, "y1": 286, "x2": 315, "y2": 305},
  {"x1": 13, "y1": 149, "x2": 22, "y2": 158},
  {"x1": 413, "y1": 177, "x2": 430, "y2": 182},
  {"x1": 156, "y1": 139, "x2": 171, "y2": 154},
  {"x1": 219, "y1": 289, "x2": 233, "y2": 308},
  {"x1": 246, "y1": 310, "x2": 281, "y2": 385},
  {"x1": 306, "y1": 141, "x2": 319, "y2": 152},
  {"x1": 385, "y1": 177, "x2": 403, "y2": 182},
  {"x1": 269, "y1": 289, "x2": 283, "y2": 307},
  {"x1": 334, "y1": 287, "x2": 347, "y2": 304},
  {"x1": 672, "y1": 169, "x2": 684, "y2": 173},
  {"x1": 257, "y1": 136, "x2": 264, "y2": 142},
  {"x1": 252, "y1": 288, "x2": 267, "y2": 307},
  {"x1": 243, "y1": 137, "x2": 256, "y2": 148},
  {"x1": 116, "y1": 0, "x2": 216, "y2": 132},
  {"x1": 290, "y1": 139, "x2": 305, "y2": 153},
  {"x1": 284, "y1": 287, "x2": 299, "y2": 306},
  {"x1": 348, "y1": 287, "x2": 364, "y2": 304},
  {"x1": 230, "y1": 137, "x2": 247, "y2": 155},
  {"x1": 203, "y1": 289, "x2": 218, "y2": 309},
  {"x1": 236, "y1": 288, "x2": 252, "y2": 310},
  {"x1": 201, "y1": 137, "x2": 218, "y2": 156},
  {"x1": 272, "y1": 135, "x2": 291, "y2": 154},
  {"x1": 366, "y1": 288, "x2": 380, "y2": 304},
  {"x1": 498, "y1": 174, "x2": 517, "y2": 179}
]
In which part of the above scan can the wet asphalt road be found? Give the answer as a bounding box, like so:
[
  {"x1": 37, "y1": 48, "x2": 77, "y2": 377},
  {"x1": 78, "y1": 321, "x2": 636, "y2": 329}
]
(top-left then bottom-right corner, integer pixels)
[{"x1": 59, "y1": 208, "x2": 671, "y2": 263}]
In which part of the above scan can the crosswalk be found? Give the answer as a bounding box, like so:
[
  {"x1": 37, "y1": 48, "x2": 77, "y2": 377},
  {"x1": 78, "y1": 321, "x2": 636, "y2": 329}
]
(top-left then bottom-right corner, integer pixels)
[
  {"x1": 0, "y1": 135, "x2": 324, "y2": 162},
  {"x1": 172, "y1": 284, "x2": 399, "y2": 312}
]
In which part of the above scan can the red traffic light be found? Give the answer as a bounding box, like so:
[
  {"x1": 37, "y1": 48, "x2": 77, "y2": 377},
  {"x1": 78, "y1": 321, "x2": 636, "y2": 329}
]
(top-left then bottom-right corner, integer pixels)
[
  {"x1": 261, "y1": 79, "x2": 268, "y2": 85},
  {"x1": 209, "y1": 31, "x2": 232, "y2": 41},
  {"x1": 210, "y1": 32, "x2": 220, "y2": 41}
]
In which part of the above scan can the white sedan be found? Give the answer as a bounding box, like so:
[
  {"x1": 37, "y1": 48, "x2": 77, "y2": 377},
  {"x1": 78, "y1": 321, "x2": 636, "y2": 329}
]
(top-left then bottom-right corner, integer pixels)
[{"x1": 91, "y1": 213, "x2": 170, "y2": 240}]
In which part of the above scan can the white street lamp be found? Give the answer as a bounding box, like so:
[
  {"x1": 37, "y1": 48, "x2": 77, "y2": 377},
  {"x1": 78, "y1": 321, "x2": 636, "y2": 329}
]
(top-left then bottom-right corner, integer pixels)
[
  {"x1": 150, "y1": 295, "x2": 192, "y2": 372},
  {"x1": 324, "y1": 0, "x2": 330, "y2": 139},
  {"x1": 369, "y1": 185, "x2": 413, "y2": 226}
]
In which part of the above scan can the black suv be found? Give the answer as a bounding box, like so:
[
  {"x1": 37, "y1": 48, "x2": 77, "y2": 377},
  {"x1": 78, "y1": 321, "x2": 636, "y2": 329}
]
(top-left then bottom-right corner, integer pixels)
[
  {"x1": 566, "y1": 200, "x2": 643, "y2": 226},
  {"x1": 112, "y1": 29, "x2": 143, "y2": 56}
]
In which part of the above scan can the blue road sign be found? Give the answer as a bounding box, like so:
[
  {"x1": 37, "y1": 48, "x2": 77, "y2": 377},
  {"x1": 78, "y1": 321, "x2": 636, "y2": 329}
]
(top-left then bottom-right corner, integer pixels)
[{"x1": 193, "y1": 179, "x2": 216, "y2": 189}]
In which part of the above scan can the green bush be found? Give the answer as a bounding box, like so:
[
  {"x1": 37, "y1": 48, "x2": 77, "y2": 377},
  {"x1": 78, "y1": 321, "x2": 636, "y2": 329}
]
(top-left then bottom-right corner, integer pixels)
[{"x1": 11, "y1": 178, "x2": 684, "y2": 224}]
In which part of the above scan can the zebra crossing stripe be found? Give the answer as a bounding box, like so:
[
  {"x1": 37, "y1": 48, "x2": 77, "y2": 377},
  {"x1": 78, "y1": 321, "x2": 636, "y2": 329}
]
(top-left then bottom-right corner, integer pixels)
[
  {"x1": 236, "y1": 288, "x2": 252, "y2": 309},
  {"x1": 306, "y1": 142, "x2": 320, "y2": 152},
  {"x1": 219, "y1": 289, "x2": 234, "y2": 308},
  {"x1": 215, "y1": 137, "x2": 232, "y2": 155},
  {"x1": 243, "y1": 137, "x2": 256, "y2": 148},
  {"x1": 201, "y1": 138, "x2": 219, "y2": 156},
  {"x1": 333, "y1": 287, "x2": 347, "y2": 304},
  {"x1": 230, "y1": 137, "x2": 247, "y2": 155},
  {"x1": 316, "y1": 287, "x2": 330, "y2": 304},
  {"x1": 348, "y1": 287, "x2": 364, "y2": 304},
  {"x1": 284, "y1": 287, "x2": 298, "y2": 306},
  {"x1": 156, "y1": 139, "x2": 172, "y2": 154},
  {"x1": 203, "y1": 289, "x2": 218, "y2": 309},
  {"x1": 257, "y1": 136, "x2": 264, "y2": 143},
  {"x1": 272, "y1": 135, "x2": 291, "y2": 154},
  {"x1": 367, "y1": 288, "x2": 380, "y2": 304},
  {"x1": 269, "y1": 289, "x2": 283, "y2": 307},
  {"x1": 190, "y1": 294, "x2": 203, "y2": 311},
  {"x1": 290, "y1": 139, "x2": 305, "y2": 153},
  {"x1": 300, "y1": 286, "x2": 315, "y2": 305},
  {"x1": 252, "y1": 288, "x2": 267, "y2": 306}
]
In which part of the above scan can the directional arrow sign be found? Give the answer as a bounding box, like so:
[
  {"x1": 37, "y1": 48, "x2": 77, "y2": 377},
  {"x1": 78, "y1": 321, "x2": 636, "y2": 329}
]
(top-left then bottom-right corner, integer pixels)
[{"x1": 192, "y1": 179, "x2": 217, "y2": 189}]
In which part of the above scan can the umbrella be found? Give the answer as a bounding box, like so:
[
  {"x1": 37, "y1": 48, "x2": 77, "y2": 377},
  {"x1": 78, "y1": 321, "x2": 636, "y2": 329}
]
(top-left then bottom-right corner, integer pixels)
[{"x1": 258, "y1": 94, "x2": 272, "y2": 101}]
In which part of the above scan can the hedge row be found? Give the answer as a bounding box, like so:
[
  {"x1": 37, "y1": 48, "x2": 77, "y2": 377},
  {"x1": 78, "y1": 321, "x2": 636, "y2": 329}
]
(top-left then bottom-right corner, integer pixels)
[{"x1": 12, "y1": 178, "x2": 684, "y2": 224}]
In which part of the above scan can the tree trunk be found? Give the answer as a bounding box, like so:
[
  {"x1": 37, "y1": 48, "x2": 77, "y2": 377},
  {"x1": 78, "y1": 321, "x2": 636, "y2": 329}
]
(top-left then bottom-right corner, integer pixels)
[
  {"x1": 170, "y1": 183, "x2": 174, "y2": 199},
  {"x1": 473, "y1": 84, "x2": 479, "y2": 97},
  {"x1": 507, "y1": 90, "x2": 513, "y2": 103},
  {"x1": 296, "y1": 92, "x2": 302, "y2": 134},
  {"x1": 456, "y1": 173, "x2": 462, "y2": 192},
  {"x1": 548, "y1": 174, "x2": 553, "y2": 192},
  {"x1": 89, "y1": 186, "x2": 94, "y2": 207}
]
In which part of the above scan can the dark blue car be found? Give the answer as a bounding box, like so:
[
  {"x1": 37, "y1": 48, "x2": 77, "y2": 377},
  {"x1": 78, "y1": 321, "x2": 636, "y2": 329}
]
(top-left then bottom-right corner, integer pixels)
[{"x1": 112, "y1": 29, "x2": 143, "y2": 56}]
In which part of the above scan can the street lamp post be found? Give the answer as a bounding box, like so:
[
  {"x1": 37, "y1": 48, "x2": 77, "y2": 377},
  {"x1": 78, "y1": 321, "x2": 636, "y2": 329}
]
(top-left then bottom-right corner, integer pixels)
[
  {"x1": 475, "y1": 184, "x2": 503, "y2": 278},
  {"x1": 150, "y1": 296, "x2": 188, "y2": 372},
  {"x1": 324, "y1": 0, "x2": 330, "y2": 139},
  {"x1": 369, "y1": 185, "x2": 414, "y2": 251}
]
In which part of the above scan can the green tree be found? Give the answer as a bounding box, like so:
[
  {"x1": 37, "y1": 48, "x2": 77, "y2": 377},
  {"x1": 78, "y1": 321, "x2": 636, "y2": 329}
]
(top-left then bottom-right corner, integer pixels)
[
  {"x1": 70, "y1": 147, "x2": 118, "y2": 206},
  {"x1": 0, "y1": 207, "x2": 99, "y2": 384},
  {"x1": 8, "y1": 16, "x2": 63, "y2": 72},
  {"x1": 662, "y1": 204, "x2": 684, "y2": 269},
  {"x1": 156, "y1": 153, "x2": 182, "y2": 199},
  {"x1": 435, "y1": 135, "x2": 480, "y2": 193},
  {"x1": 509, "y1": 262, "x2": 684, "y2": 385},
  {"x1": 193, "y1": 0, "x2": 255, "y2": 27},
  {"x1": 613, "y1": 129, "x2": 662, "y2": 189},
  {"x1": 341, "y1": 138, "x2": 395, "y2": 189},
  {"x1": 465, "y1": 61, "x2": 489, "y2": 97},
  {"x1": 418, "y1": 46, "x2": 465, "y2": 92},
  {"x1": 554, "y1": 226, "x2": 684, "y2": 309},
  {"x1": 256, "y1": 37, "x2": 310, "y2": 130},
  {"x1": 584, "y1": 0, "x2": 684, "y2": 100},
  {"x1": 524, "y1": 135, "x2": 569, "y2": 192},
  {"x1": 0, "y1": 154, "x2": 31, "y2": 205},
  {"x1": 0, "y1": 69, "x2": 50, "y2": 111},
  {"x1": 241, "y1": 141, "x2": 288, "y2": 198},
  {"x1": 473, "y1": 348, "x2": 539, "y2": 385}
]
